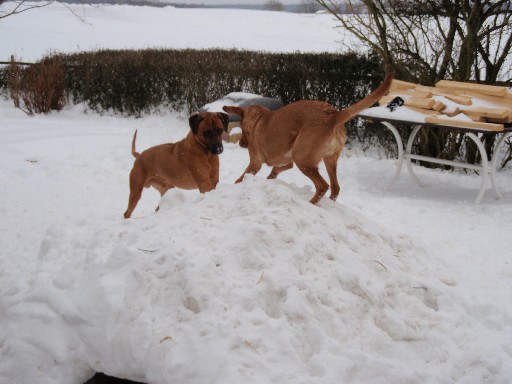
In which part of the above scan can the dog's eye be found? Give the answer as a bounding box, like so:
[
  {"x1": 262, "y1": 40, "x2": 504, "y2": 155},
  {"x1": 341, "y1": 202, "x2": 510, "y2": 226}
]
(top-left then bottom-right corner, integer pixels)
[{"x1": 216, "y1": 128, "x2": 223, "y2": 135}]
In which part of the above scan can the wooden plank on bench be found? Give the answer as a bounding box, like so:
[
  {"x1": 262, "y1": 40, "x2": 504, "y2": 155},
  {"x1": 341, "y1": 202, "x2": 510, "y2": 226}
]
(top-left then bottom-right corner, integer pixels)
[
  {"x1": 389, "y1": 79, "x2": 417, "y2": 92},
  {"x1": 425, "y1": 116, "x2": 504, "y2": 132},
  {"x1": 412, "y1": 88, "x2": 432, "y2": 98},
  {"x1": 462, "y1": 107, "x2": 510, "y2": 120},
  {"x1": 415, "y1": 85, "x2": 473, "y2": 105},
  {"x1": 461, "y1": 91, "x2": 512, "y2": 107},
  {"x1": 435, "y1": 80, "x2": 507, "y2": 97},
  {"x1": 441, "y1": 106, "x2": 460, "y2": 117},
  {"x1": 490, "y1": 113, "x2": 512, "y2": 124},
  {"x1": 404, "y1": 97, "x2": 436, "y2": 109}
]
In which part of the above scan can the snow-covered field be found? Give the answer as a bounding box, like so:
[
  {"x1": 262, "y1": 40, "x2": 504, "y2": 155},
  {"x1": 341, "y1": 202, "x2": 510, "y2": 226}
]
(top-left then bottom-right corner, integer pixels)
[
  {"x1": 0, "y1": 2, "x2": 346, "y2": 62},
  {"x1": 1, "y1": 3, "x2": 512, "y2": 384}
]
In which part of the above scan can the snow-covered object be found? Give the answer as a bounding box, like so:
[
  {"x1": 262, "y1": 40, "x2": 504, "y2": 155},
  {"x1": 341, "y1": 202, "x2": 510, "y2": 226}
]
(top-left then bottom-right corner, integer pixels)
[{"x1": 200, "y1": 92, "x2": 283, "y2": 121}]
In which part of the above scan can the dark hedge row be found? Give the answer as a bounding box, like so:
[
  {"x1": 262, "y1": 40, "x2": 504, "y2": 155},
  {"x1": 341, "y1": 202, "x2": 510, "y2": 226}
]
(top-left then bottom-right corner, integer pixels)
[
  {"x1": 0, "y1": 68, "x2": 7, "y2": 95},
  {"x1": 1, "y1": 49, "x2": 395, "y2": 152},
  {"x1": 61, "y1": 49, "x2": 383, "y2": 115}
]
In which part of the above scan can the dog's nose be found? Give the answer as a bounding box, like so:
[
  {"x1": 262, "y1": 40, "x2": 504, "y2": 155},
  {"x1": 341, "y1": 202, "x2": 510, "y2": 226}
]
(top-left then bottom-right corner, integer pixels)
[{"x1": 210, "y1": 144, "x2": 223, "y2": 155}]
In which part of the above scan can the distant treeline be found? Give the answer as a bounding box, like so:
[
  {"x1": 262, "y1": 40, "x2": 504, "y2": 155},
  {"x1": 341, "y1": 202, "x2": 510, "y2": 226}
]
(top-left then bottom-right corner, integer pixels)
[{"x1": 30, "y1": 0, "x2": 331, "y2": 13}]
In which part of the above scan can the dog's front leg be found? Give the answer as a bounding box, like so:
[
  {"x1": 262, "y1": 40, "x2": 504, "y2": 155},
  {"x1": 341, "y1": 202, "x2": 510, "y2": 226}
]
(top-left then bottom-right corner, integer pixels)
[
  {"x1": 209, "y1": 156, "x2": 220, "y2": 188},
  {"x1": 198, "y1": 182, "x2": 215, "y2": 193},
  {"x1": 190, "y1": 166, "x2": 215, "y2": 193},
  {"x1": 235, "y1": 161, "x2": 262, "y2": 183},
  {"x1": 195, "y1": 176, "x2": 215, "y2": 193}
]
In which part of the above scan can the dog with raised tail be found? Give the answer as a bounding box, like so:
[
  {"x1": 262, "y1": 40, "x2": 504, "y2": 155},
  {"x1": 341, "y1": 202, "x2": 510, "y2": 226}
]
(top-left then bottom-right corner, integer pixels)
[
  {"x1": 223, "y1": 73, "x2": 393, "y2": 204},
  {"x1": 123, "y1": 112, "x2": 229, "y2": 218}
]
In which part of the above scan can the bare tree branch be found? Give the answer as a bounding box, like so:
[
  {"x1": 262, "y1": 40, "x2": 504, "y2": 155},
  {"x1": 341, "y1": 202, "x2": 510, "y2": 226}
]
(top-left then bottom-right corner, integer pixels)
[
  {"x1": 314, "y1": 0, "x2": 512, "y2": 83},
  {"x1": 1, "y1": 0, "x2": 56, "y2": 19},
  {"x1": 1, "y1": 0, "x2": 89, "y2": 23}
]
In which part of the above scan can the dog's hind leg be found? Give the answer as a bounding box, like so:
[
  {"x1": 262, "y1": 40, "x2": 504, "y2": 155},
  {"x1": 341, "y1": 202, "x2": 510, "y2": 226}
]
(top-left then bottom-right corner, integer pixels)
[
  {"x1": 124, "y1": 166, "x2": 145, "y2": 219},
  {"x1": 267, "y1": 162, "x2": 293, "y2": 179},
  {"x1": 324, "y1": 151, "x2": 342, "y2": 201},
  {"x1": 293, "y1": 140, "x2": 329, "y2": 203},
  {"x1": 295, "y1": 161, "x2": 329, "y2": 204},
  {"x1": 124, "y1": 184, "x2": 143, "y2": 219},
  {"x1": 235, "y1": 160, "x2": 263, "y2": 183}
]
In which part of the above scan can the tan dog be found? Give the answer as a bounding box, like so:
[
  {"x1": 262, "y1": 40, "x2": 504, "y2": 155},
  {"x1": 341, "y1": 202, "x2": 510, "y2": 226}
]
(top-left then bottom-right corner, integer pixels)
[
  {"x1": 124, "y1": 112, "x2": 229, "y2": 218},
  {"x1": 223, "y1": 73, "x2": 393, "y2": 204}
]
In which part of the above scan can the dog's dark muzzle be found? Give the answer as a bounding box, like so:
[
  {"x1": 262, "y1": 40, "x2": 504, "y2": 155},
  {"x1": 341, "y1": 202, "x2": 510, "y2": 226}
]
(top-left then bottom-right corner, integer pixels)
[{"x1": 209, "y1": 143, "x2": 224, "y2": 155}]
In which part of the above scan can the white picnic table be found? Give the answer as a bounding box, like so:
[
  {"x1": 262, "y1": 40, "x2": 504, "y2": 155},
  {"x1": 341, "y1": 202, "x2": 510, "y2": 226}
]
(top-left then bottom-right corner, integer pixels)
[{"x1": 358, "y1": 106, "x2": 512, "y2": 203}]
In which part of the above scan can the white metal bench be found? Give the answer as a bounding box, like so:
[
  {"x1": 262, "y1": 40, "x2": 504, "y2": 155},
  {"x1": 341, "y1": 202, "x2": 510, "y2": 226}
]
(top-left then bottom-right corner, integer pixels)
[{"x1": 358, "y1": 110, "x2": 512, "y2": 203}]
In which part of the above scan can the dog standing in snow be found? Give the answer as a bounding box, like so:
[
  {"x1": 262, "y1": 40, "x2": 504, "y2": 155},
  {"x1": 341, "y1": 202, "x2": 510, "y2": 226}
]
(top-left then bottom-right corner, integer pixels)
[
  {"x1": 223, "y1": 73, "x2": 393, "y2": 204},
  {"x1": 124, "y1": 112, "x2": 229, "y2": 218}
]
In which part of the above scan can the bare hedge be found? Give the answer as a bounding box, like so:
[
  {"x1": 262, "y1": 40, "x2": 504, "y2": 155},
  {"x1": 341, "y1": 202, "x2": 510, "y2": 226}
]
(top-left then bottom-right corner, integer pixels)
[
  {"x1": 1, "y1": 49, "x2": 383, "y2": 115},
  {"x1": 60, "y1": 49, "x2": 382, "y2": 115},
  {"x1": 6, "y1": 55, "x2": 66, "y2": 114},
  {"x1": 1, "y1": 49, "x2": 395, "y2": 151}
]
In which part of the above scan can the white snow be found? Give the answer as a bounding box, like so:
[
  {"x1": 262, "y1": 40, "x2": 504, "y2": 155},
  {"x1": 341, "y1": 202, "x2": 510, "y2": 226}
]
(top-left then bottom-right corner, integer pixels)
[
  {"x1": 1, "y1": 3, "x2": 512, "y2": 384},
  {"x1": 0, "y1": 2, "x2": 346, "y2": 62},
  {"x1": 201, "y1": 92, "x2": 264, "y2": 112},
  {"x1": 2, "y1": 97, "x2": 512, "y2": 384}
]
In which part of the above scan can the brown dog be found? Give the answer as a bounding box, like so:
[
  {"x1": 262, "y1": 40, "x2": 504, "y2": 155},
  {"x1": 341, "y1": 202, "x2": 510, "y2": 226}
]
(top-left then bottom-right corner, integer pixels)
[
  {"x1": 123, "y1": 112, "x2": 229, "y2": 218},
  {"x1": 223, "y1": 73, "x2": 393, "y2": 204}
]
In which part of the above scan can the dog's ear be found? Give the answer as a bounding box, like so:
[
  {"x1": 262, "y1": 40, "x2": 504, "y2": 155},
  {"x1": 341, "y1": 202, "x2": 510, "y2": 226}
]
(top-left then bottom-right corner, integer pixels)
[
  {"x1": 223, "y1": 106, "x2": 243, "y2": 117},
  {"x1": 217, "y1": 112, "x2": 230, "y2": 132},
  {"x1": 189, "y1": 112, "x2": 202, "y2": 135}
]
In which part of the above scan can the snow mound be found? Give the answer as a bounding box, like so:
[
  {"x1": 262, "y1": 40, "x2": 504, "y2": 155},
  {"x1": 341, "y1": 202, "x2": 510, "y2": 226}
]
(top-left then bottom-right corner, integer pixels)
[{"x1": 2, "y1": 177, "x2": 449, "y2": 383}]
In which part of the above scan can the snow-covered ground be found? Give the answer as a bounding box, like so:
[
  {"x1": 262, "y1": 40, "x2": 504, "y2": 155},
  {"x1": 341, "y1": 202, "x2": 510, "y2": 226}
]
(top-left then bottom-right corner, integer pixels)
[
  {"x1": 1, "y1": 3, "x2": 512, "y2": 384},
  {"x1": 1, "y1": 98, "x2": 512, "y2": 383},
  {"x1": 0, "y1": 2, "x2": 347, "y2": 62}
]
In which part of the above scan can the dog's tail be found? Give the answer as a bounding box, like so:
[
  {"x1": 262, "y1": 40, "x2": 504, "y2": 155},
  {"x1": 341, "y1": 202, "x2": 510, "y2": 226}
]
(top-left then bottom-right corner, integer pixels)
[
  {"x1": 336, "y1": 72, "x2": 393, "y2": 125},
  {"x1": 131, "y1": 130, "x2": 140, "y2": 158}
]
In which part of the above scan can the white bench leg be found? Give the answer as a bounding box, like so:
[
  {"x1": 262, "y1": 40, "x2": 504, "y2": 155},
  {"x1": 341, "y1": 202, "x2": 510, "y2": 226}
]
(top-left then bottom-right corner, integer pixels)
[
  {"x1": 405, "y1": 125, "x2": 428, "y2": 187},
  {"x1": 490, "y1": 132, "x2": 512, "y2": 199},
  {"x1": 382, "y1": 121, "x2": 404, "y2": 189},
  {"x1": 466, "y1": 132, "x2": 489, "y2": 204}
]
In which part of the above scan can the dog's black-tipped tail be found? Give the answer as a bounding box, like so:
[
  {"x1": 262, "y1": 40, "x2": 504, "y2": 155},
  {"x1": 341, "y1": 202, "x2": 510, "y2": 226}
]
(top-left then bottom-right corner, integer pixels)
[{"x1": 131, "y1": 130, "x2": 140, "y2": 158}]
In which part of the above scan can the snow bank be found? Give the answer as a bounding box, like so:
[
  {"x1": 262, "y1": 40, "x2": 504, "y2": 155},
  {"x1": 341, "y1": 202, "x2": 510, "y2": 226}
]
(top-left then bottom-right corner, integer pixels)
[
  {"x1": 3, "y1": 171, "x2": 511, "y2": 383},
  {"x1": 1, "y1": 100, "x2": 512, "y2": 383},
  {"x1": 1, "y1": 174, "x2": 443, "y2": 384},
  {"x1": 0, "y1": 177, "x2": 428, "y2": 383}
]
